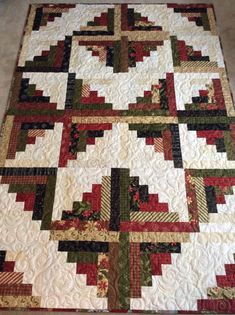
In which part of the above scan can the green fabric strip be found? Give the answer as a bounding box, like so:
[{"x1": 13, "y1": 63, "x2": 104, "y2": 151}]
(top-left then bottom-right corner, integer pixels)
[
  {"x1": 202, "y1": 12, "x2": 211, "y2": 31},
  {"x1": 129, "y1": 123, "x2": 167, "y2": 131},
  {"x1": 7, "y1": 108, "x2": 64, "y2": 116},
  {"x1": 119, "y1": 168, "x2": 130, "y2": 221},
  {"x1": 77, "y1": 103, "x2": 113, "y2": 110},
  {"x1": 76, "y1": 130, "x2": 87, "y2": 152},
  {"x1": 170, "y1": 36, "x2": 181, "y2": 67},
  {"x1": 113, "y1": 41, "x2": 121, "y2": 73},
  {"x1": 118, "y1": 232, "x2": 130, "y2": 309},
  {"x1": 134, "y1": 12, "x2": 141, "y2": 20},
  {"x1": 136, "y1": 96, "x2": 152, "y2": 104},
  {"x1": 141, "y1": 252, "x2": 152, "y2": 286},
  {"x1": 8, "y1": 183, "x2": 36, "y2": 193},
  {"x1": 16, "y1": 130, "x2": 28, "y2": 152},
  {"x1": 122, "y1": 109, "x2": 170, "y2": 116},
  {"x1": 107, "y1": 9, "x2": 114, "y2": 33},
  {"x1": 41, "y1": 175, "x2": 57, "y2": 230},
  {"x1": 185, "y1": 103, "x2": 206, "y2": 110},
  {"x1": 73, "y1": 79, "x2": 83, "y2": 109},
  {"x1": 28, "y1": 84, "x2": 36, "y2": 96},
  {"x1": 87, "y1": 21, "x2": 99, "y2": 27},
  {"x1": 224, "y1": 130, "x2": 235, "y2": 160},
  {"x1": 67, "y1": 251, "x2": 98, "y2": 263},
  {"x1": 188, "y1": 169, "x2": 235, "y2": 177},
  {"x1": 179, "y1": 117, "x2": 235, "y2": 124},
  {"x1": 47, "y1": 46, "x2": 57, "y2": 67}
]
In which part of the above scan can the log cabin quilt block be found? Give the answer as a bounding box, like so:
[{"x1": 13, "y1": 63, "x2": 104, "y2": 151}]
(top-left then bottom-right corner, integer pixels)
[{"x1": 0, "y1": 3, "x2": 235, "y2": 313}]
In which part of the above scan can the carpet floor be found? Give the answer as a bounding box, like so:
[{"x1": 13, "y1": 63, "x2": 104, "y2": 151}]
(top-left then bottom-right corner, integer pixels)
[{"x1": 0, "y1": 3, "x2": 235, "y2": 313}]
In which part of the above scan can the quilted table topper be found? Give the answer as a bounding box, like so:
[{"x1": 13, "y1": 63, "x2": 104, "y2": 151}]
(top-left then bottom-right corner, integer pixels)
[{"x1": 0, "y1": 3, "x2": 235, "y2": 313}]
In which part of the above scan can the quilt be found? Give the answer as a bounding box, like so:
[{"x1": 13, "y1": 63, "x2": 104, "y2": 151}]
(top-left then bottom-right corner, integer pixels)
[{"x1": 0, "y1": 3, "x2": 235, "y2": 313}]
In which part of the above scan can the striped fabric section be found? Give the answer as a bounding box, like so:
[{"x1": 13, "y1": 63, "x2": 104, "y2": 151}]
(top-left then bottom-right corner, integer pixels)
[
  {"x1": 154, "y1": 138, "x2": 163, "y2": 153},
  {"x1": 100, "y1": 176, "x2": 111, "y2": 221},
  {"x1": 0, "y1": 272, "x2": 23, "y2": 284},
  {"x1": 130, "y1": 211, "x2": 179, "y2": 222},
  {"x1": 99, "y1": 49, "x2": 107, "y2": 62},
  {"x1": 180, "y1": 61, "x2": 218, "y2": 69},
  {"x1": 81, "y1": 84, "x2": 90, "y2": 97},
  {"x1": 28, "y1": 130, "x2": 45, "y2": 137},
  {"x1": 194, "y1": 177, "x2": 209, "y2": 223}
]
